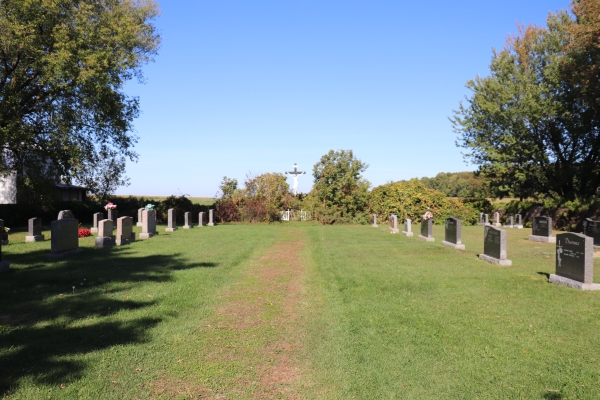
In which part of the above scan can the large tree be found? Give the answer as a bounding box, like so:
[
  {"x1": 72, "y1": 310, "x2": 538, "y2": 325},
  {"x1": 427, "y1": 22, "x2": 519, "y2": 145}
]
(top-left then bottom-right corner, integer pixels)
[
  {"x1": 451, "y1": 1, "x2": 600, "y2": 200},
  {"x1": 0, "y1": 0, "x2": 160, "y2": 203}
]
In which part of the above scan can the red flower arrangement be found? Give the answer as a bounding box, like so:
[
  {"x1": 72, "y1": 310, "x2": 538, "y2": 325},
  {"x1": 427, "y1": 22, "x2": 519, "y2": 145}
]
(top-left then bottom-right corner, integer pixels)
[{"x1": 78, "y1": 228, "x2": 92, "y2": 238}]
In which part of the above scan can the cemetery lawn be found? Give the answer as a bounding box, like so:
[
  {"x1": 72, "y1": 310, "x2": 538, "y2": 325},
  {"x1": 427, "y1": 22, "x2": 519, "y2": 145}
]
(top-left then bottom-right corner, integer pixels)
[{"x1": 1, "y1": 223, "x2": 599, "y2": 399}]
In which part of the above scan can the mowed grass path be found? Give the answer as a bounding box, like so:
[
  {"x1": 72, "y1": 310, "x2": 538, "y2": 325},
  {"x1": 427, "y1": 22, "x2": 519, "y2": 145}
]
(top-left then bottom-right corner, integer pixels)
[{"x1": 0, "y1": 223, "x2": 599, "y2": 399}]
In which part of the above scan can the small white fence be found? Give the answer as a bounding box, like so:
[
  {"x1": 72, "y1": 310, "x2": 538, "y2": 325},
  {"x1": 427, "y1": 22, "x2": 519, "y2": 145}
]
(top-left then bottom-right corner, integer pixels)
[{"x1": 280, "y1": 209, "x2": 312, "y2": 222}]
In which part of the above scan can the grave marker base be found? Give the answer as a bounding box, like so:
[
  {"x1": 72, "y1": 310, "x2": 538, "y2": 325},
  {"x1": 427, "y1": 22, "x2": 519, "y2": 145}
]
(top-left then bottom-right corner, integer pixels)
[
  {"x1": 477, "y1": 223, "x2": 488, "y2": 226},
  {"x1": 165, "y1": 227, "x2": 178, "y2": 232},
  {"x1": 1, "y1": 240, "x2": 8, "y2": 245},
  {"x1": 95, "y1": 236, "x2": 115, "y2": 249},
  {"x1": 139, "y1": 232, "x2": 155, "y2": 240},
  {"x1": 442, "y1": 240, "x2": 465, "y2": 250},
  {"x1": 390, "y1": 228, "x2": 399, "y2": 234},
  {"x1": 25, "y1": 235, "x2": 44, "y2": 242},
  {"x1": 0, "y1": 261, "x2": 9, "y2": 274},
  {"x1": 136, "y1": 222, "x2": 143, "y2": 227},
  {"x1": 549, "y1": 274, "x2": 600, "y2": 290},
  {"x1": 478, "y1": 253, "x2": 512, "y2": 266},
  {"x1": 372, "y1": 224, "x2": 378, "y2": 228},
  {"x1": 183, "y1": 225, "x2": 193, "y2": 229},
  {"x1": 418, "y1": 235, "x2": 435, "y2": 242},
  {"x1": 47, "y1": 248, "x2": 83, "y2": 260},
  {"x1": 493, "y1": 223, "x2": 502, "y2": 227},
  {"x1": 207, "y1": 223, "x2": 215, "y2": 227},
  {"x1": 402, "y1": 231, "x2": 413, "y2": 237},
  {"x1": 515, "y1": 225, "x2": 523, "y2": 229},
  {"x1": 90, "y1": 228, "x2": 98, "y2": 234},
  {"x1": 116, "y1": 233, "x2": 136, "y2": 246},
  {"x1": 528, "y1": 235, "x2": 556, "y2": 243},
  {"x1": 505, "y1": 225, "x2": 514, "y2": 228}
]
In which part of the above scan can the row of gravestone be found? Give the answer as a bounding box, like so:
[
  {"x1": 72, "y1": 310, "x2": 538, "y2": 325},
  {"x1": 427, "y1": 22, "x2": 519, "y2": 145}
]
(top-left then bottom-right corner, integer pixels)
[
  {"x1": 381, "y1": 214, "x2": 600, "y2": 291},
  {"x1": 478, "y1": 212, "x2": 523, "y2": 228},
  {"x1": 0, "y1": 207, "x2": 218, "y2": 274}
]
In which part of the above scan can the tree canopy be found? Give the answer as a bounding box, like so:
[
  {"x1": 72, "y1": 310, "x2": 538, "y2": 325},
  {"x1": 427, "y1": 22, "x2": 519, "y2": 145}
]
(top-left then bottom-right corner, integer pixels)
[
  {"x1": 0, "y1": 0, "x2": 160, "y2": 203},
  {"x1": 451, "y1": 0, "x2": 600, "y2": 201}
]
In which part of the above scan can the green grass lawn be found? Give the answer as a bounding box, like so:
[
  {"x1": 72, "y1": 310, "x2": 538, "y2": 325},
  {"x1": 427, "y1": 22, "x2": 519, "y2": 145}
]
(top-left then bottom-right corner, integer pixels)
[{"x1": 1, "y1": 223, "x2": 599, "y2": 399}]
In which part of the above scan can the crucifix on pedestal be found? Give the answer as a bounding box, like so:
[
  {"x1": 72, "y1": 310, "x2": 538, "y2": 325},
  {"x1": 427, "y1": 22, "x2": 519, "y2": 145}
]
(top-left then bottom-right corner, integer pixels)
[{"x1": 285, "y1": 163, "x2": 305, "y2": 195}]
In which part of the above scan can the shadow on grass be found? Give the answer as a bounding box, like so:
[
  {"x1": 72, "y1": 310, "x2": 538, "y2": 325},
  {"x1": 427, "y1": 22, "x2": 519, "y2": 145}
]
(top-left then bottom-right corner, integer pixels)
[
  {"x1": 0, "y1": 246, "x2": 217, "y2": 393},
  {"x1": 537, "y1": 271, "x2": 550, "y2": 280},
  {"x1": 543, "y1": 391, "x2": 563, "y2": 399}
]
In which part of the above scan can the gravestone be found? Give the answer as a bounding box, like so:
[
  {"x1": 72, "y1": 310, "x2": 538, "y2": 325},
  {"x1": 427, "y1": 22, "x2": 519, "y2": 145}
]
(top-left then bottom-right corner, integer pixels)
[
  {"x1": 582, "y1": 218, "x2": 600, "y2": 248},
  {"x1": 25, "y1": 217, "x2": 44, "y2": 242},
  {"x1": 506, "y1": 216, "x2": 514, "y2": 228},
  {"x1": 139, "y1": 209, "x2": 156, "y2": 240},
  {"x1": 198, "y1": 212, "x2": 205, "y2": 227},
  {"x1": 107, "y1": 209, "x2": 118, "y2": 223},
  {"x1": 91, "y1": 212, "x2": 103, "y2": 234},
  {"x1": 418, "y1": 218, "x2": 435, "y2": 242},
  {"x1": 478, "y1": 226, "x2": 512, "y2": 266},
  {"x1": 550, "y1": 233, "x2": 599, "y2": 290},
  {"x1": 442, "y1": 218, "x2": 465, "y2": 250},
  {"x1": 183, "y1": 212, "x2": 193, "y2": 229},
  {"x1": 116, "y1": 216, "x2": 135, "y2": 245},
  {"x1": 529, "y1": 216, "x2": 555, "y2": 243},
  {"x1": 0, "y1": 218, "x2": 6, "y2": 246},
  {"x1": 515, "y1": 214, "x2": 523, "y2": 229},
  {"x1": 166, "y1": 208, "x2": 177, "y2": 232},
  {"x1": 372, "y1": 214, "x2": 378, "y2": 228},
  {"x1": 137, "y1": 208, "x2": 144, "y2": 227},
  {"x1": 478, "y1": 213, "x2": 485, "y2": 226},
  {"x1": 208, "y1": 209, "x2": 215, "y2": 226},
  {"x1": 58, "y1": 210, "x2": 74, "y2": 220},
  {"x1": 390, "y1": 215, "x2": 399, "y2": 234},
  {"x1": 0, "y1": 220, "x2": 9, "y2": 273},
  {"x1": 484, "y1": 214, "x2": 489, "y2": 225},
  {"x1": 48, "y1": 211, "x2": 83, "y2": 259},
  {"x1": 493, "y1": 212, "x2": 501, "y2": 227},
  {"x1": 403, "y1": 218, "x2": 413, "y2": 237},
  {"x1": 95, "y1": 219, "x2": 115, "y2": 248}
]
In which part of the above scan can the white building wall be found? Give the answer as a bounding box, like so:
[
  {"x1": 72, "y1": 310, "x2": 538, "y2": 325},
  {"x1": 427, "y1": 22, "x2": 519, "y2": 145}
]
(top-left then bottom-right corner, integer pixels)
[{"x1": 0, "y1": 171, "x2": 16, "y2": 204}]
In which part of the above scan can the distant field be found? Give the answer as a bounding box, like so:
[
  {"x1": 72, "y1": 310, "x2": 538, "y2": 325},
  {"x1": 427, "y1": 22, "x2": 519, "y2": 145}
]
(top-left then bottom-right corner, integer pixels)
[{"x1": 115, "y1": 195, "x2": 216, "y2": 205}]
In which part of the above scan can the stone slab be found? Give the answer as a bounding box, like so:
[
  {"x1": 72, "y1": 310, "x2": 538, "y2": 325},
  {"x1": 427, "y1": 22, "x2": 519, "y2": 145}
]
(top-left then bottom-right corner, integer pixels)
[
  {"x1": 139, "y1": 232, "x2": 155, "y2": 240},
  {"x1": 183, "y1": 225, "x2": 193, "y2": 229},
  {"x1": 515, "y1": 225, "x2": 523, "y2": 229},
  {"x1": 529, "y1": 235, "x2": 556, "y2": 243},
  {"x1": 418, "y1": 235, "x2": 435, "y2": 242},
  {"x1": 165, "y1": 227, "x2": 177, "y2": 232},
  {"x1": 402, "y1": 231, "x2": 413, "y2": 237},
  {"x1": 478, "y1": 253, "x2": 512, "y2": 266},
  {"x1": 95, "y1": 236, "x2": 115, "y2": 249},
  {"x1": 442, "y1": 240, "x2": 465, "y2": 250},
  {"x1": 46, "y1": 248, "x2": 83, "y2": 260},
  {"x1": 0, "y1": 261, "x2": 9, "y2": 274},
  {"x1": 493, "y1": 223, "x2": 501, "y2": 227},
  {"x1": 90, "y1": 228, "x2": 98, "y2": 234},
  {"x1": 116, "y1": 233, "x2": 135, "y2": 246},
  {"x1": 549, "y1": 274, "x2": 600, "y2": 290},
  {"x1": 25, "y1": 235, "x2": 44, "y2": 243},
  {"x1": 390, "y1": 228, "x2": 399, "y2": 234}
]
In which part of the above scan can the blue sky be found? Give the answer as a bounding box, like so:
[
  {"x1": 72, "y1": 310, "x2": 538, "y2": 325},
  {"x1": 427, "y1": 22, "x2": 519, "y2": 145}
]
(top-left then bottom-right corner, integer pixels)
[{"x1": 121, "y1": 0, "x2": 570, "y2": 197}]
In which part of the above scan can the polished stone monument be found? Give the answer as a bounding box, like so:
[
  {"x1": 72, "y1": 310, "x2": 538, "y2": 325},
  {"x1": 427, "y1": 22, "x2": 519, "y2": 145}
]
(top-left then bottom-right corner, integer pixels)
[
  {"x1": 418, "y1": 218, "x2": 435, "y2": 242},
  {"x1": 529, "y1": 216, "x2": 555, "y2": 243},
  {"x1": 95, "y1": 219, "x2": 115, "y2": 248},
  {"x1": 25, "y1": 217, "x2": 44, "y2": 242},
  {"x1": 165, "y1": 208, "x2": 177, "y2": 232},
  {"x1": 402, "y1": 218, "x2": 413, "y2": 237},
  {"x1": 442, "y1": 217, "x2": 464, "y2": 250},
  {"x1": 550, "y1": 232, "x2": 599, "y2": 290},
  {"x1": 582, "y1": 218, "x2": 600, "y2": 248},
  {"x1": 478, "y1": 225, "x2": 512, "y2": 266},
  {"x1": 139, "y1": 209, "x2": 156, "y2": 240}
]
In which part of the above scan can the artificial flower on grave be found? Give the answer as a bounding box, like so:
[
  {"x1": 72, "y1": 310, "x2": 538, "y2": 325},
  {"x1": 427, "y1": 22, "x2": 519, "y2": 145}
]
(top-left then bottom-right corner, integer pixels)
[
  {"x1": 104, "y1": 202, "x2": 117, "y2": 211},
  {"x1": 78, "y1": 227, "x2": 92, "y2": 237},
  {"x1": 145, "y1": 204, "x2": 155, "y2": 211},
  {"x1": 423, "y1": 211, "x2": 433, "y2": 220},
  {"x1": 3, "y1": 227, "x2": 9, "y2": 233}
]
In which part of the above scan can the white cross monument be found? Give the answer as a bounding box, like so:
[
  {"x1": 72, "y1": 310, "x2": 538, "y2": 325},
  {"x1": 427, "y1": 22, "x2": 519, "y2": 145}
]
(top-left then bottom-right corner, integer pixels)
[{"x1": 285, "y1": 163, "x2": 306, "y2": 195}]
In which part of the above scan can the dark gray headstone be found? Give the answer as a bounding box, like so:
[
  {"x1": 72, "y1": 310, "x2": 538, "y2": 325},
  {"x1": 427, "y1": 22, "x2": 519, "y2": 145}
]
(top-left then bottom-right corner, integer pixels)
[
  {"x1": 444, "y1": 218, "x2": 461, "y2": 244},
  {"x1": 478, "y1": 226, "x2": 511, "y2": 265},
  {"x1": 107, "y1": 209, "x2": 118, "y2": 223},
  {"x1": 93, "y1": 212, "x2": 104, "y2": 229},
  {"x1": 532, "y1": 216, "x2": 552, "y2": 237},
  {"x1": 554, "y1": 233, "x2": 592, "y2": 282},
  {"x1": 29, "y1": 217, "x2": 42, "y2": 236},
  {"x1": 418, "y1": 218, "x2": 434, "y2": 242},
  {"x1": 582, "y1": 218, "x2": 600, "y2": 247}
]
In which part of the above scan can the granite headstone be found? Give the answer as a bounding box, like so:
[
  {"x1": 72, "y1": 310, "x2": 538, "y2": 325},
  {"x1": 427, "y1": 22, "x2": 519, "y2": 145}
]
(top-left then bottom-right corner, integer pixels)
[
  {"x1": 91, "y1": 212, "x2": 103, "y2": 234},
  {"x1": 549, "y1": 232, "x2": 599, "y2": 290},
  {"x1": 95, "y1": 219, "x2": 115, "y2": 248},
  {"x1": 582, "y1": 218, "x2": 600, "y2": 248},
  {"x1": 403, "y1": 218, "x2": 413, "y2": 237},
  {"x1": 183, "y1": 212, "x2": 193, "y2": 229},
  {"x1": 139, "y1": 209, "x2": 156, "y2": 240},
  {"x1": 116, "y1": 216, "x2": 135, "y2": 245},
  {"x1": 478, "y1": 225, "x2": 511, "y2": 266},
  {"x1": 418, "y1": 218, "x2": 435, "y2": 242},
  {"x1": 166, "y1": 208, "x2": 177, "y2": 232},
  {"x1": 442, "y1": 217, "x2": 464, "y2": 250},
  {"x1": 529, "y1": 216, "x2": 555, "y2": 243},
  {"x1": 25, "y1": 217, "x2": 44, "y2": 242}
]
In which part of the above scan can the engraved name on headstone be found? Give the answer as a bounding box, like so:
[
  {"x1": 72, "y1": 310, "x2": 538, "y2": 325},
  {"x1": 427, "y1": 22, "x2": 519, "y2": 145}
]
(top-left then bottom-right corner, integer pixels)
[
  {"x1": 478, "y1": 226, "x2": 512, "y2": 266},
  {"x1": 549, "y1": 233, "x2": 599, "y2": 290},
  {"x1": 25, "y1": 217, "x2": 44, "y2": 242},
  {"x1": 442, "y1": 218, "x2": 464, "y2": 250},
  {"x1": 418, "y1": 218, "x2": 435, "y2": 242},
  {"x1": 529, "y1": 216, "x2": 555, "y2": 243}
]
